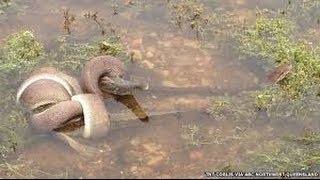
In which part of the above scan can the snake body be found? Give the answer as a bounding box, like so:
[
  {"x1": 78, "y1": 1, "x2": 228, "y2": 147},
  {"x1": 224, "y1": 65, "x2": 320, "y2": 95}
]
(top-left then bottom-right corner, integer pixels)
[
  {"x1": 71, "y1": 94, "x2": 110, "y2": 139},
  {"x1": 16, "y1": 55, "x2": 148, "y2": 155},
  {"x1": 80, "y1": 55, "x2": 126, "y2": 99}
]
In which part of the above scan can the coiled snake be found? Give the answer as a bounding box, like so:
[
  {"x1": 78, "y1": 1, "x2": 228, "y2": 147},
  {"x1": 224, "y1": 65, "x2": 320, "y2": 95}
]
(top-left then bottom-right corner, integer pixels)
[
  {"x1": 16, "y1": 55, "x2": 148, "y2": 156},
  {"x1": 16, "y1": 56, "x2": 292, "y2": 156}
]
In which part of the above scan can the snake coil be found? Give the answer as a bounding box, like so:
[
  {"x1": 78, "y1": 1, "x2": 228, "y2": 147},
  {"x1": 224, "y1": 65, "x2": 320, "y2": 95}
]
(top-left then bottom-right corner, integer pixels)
[{"x1": 16, "y1": 55, "x2": 148, "y2": 155}]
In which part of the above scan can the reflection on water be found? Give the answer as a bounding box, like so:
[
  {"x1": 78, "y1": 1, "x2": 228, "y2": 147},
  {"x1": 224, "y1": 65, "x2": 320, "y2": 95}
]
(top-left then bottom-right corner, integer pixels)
[{"x1": 1, "y1": 0, "x2": 320, "y2": 178}]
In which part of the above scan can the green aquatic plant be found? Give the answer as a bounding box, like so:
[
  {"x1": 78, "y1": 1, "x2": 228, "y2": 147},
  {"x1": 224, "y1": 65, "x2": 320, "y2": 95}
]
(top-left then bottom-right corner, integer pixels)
[
  {"x1": 97, "y1": 36, "x2": 122, "y2": 57},
  {"x1": 223, "y1": 11, "x2": 320, "y2": 172},
  {"x1": 205, "y1": 12, "x2": 320, "y2": 123},
  {"x1": 238, "y1": 15, "x2": 295, "y2": 63},
  {"x1": 206, "y1": 9, "x2": 320, "y2": 172},
  {"x1": 50, "y1": 34, "x2": 124, "y2": 72},
  {"x1": 49, "y1": 36, "x2": 98, "y2": 71},
  {"x1": 0, "y1": 30, "x2": 43, "y2": 159},
  {"x1": 237, "y1": 13, "x2": 320, "y2": 107},
  {"x1": 0, "y1": 30, "x2": 44, "y2": 74},
  {"x1": 253, "y1": 88, "x2": 276, "y2": 111},
  {"x1": 206, "y1": 92, "x2": 257, "y2": 123}
]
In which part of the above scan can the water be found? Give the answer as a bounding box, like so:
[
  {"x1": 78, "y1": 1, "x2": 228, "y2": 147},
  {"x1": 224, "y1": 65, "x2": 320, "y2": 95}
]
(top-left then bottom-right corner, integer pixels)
[{"x1": 1, "y1": 0, "x2": 320, "y2": 178}]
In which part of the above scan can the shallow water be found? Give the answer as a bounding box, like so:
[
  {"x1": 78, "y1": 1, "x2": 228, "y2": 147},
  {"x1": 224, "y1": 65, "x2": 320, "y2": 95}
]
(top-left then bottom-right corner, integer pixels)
[{"x1": 1, "y1": 0, "x2": 320, "y2": 178}]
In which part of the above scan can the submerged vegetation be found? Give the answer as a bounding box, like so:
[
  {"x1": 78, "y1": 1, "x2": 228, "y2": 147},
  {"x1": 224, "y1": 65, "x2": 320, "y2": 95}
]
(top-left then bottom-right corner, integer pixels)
[
  {"x1": 205, "y1": 1, "x2": 320, "y2": 120},
  {"x1": 50, "y1": 34, "x2": 123, "y2": 72},
  {"x1": 206, "y1": 92, "x2": 256, "y2": 123},
  {"x1": 0, "y1": 157, "x2": 70, "y2": 178},
  {"x1": 206, "y1": 0, "x2": 320, "y2": 172},
  {"x1": 180, "y1": 124, "x2": 202, "y2": 147},
  {"x1": 168, "y1": 0, "x2": 212, "y2": 39},
  {"x1": 238, "y1": 14, "x2": 320, "y2": 101},
  {"x1": 0, "y1": 30, "x2": 42, "y2": 162},
  {"x1": 247, "y1": 129, "x2": 320, "y2": 172}
]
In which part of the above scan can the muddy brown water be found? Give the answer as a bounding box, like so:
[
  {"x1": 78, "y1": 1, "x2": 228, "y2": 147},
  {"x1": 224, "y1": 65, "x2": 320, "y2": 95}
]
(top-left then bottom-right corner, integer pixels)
[{"x1": 1, "y1": 0, "x2": 320, "y2": 178}]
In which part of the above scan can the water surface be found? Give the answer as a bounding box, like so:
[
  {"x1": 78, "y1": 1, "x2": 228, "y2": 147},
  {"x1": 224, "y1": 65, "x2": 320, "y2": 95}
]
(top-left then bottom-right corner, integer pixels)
[{"x1": 1, "y1": 0, "x2": 320, "y2": 178}]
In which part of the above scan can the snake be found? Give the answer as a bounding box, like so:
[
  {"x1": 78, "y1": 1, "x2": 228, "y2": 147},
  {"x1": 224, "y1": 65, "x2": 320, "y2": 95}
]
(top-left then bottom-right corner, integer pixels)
[
  {"x1": 16, "y1": 54, "x2": 292, "y2": 156},
  {"x1": 16, "y1": 55, "x2": 149, "y2": 156},
  {"x1": 80, "y1": 55, "x2": 148, "y2": 99}
]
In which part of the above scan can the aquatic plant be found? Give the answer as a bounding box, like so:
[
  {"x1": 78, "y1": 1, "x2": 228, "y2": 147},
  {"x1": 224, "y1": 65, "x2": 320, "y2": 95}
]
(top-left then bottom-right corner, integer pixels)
[
  {"x1": 247, "y1": 129, "x2": 320, "y2": 172},
  {"x1": 235, "y1": 12, "x2": 320, "y2": 110},
  {"x1": 97, "y1": 36, "x2": 123, "y2": 57},
  {"x1": 181, "y1": 124, "x2": 201, "y2": 147},
  {"x1": 0, "y1": 30, "x2": 43, "y2": 161},
  {"x1": 49, "y1": 34, "x2": 123, "y2": 72},
  {"x1": 0, "y1": 30, "x2": 44, "y2": 74},
  {"x1": 0, "y1": 157, "x2": 71, "y2": 178},
  {"x1": 206, "y1": 2, "x2": 320, "y2": 172},
  {"x1": 206, "y1": 92, "x2": 256, "y2": 123}
]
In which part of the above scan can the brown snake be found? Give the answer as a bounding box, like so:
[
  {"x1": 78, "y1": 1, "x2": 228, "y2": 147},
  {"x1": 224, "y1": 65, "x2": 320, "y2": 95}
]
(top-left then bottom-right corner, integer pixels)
[{"x1": 16, "y1": 55, "x2": 149, "y2": 156}]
